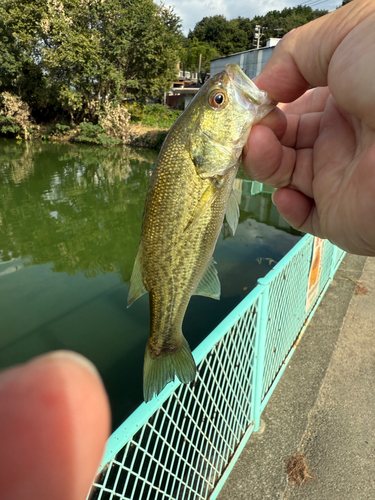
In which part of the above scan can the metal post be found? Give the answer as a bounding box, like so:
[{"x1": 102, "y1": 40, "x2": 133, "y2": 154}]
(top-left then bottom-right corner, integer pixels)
[
  {"x1": 251, "y1": 277, "x2": 270, "y2": 431},
  {"x1": 330, "y1": 244, "x2": 338, "y2": 279}
]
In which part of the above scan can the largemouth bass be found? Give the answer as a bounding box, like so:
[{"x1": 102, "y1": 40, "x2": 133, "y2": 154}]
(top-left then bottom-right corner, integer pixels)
[{"x1": 128, "y1": 63, "x2": 274, "y2": 402}]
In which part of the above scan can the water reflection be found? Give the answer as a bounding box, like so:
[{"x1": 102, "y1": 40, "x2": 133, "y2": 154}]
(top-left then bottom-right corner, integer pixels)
[
  {"x1": 0, "y1": 139, "x2": 302, "y2": 429},
  {"x1": 0, "y1": 141, "x2": 155, "y2": 281}
]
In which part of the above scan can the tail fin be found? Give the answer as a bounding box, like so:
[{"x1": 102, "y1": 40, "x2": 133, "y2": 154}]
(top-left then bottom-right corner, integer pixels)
[{"x1": 143, "y1": 335, "x2": 196, "y2": 402}]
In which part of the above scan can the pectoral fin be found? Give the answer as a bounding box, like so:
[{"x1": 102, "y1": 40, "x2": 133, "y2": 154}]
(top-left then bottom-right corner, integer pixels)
[
  {"x1": 194, "y1": 258, "x2": 221, "y2": 300},
  {"x1": 226, "y1": 190, "x2": 240, "y2": 235},
  {"x1": 184, "y1": 182, "x2": 218, "y2": 233},
  {"x1": 127, "y1": 248, "x2": 147, "y2": 307}
]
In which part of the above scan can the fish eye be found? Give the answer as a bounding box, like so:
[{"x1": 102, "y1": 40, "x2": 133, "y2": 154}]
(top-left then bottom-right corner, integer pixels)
[{"x1": 209, "y1": 89, "x2": 227, "y2": 110}]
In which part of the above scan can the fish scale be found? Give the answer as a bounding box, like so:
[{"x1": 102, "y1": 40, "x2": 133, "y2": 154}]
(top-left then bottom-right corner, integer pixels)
[{"x1": 127, "y1": 63, "x2": 275, "y2": 402}]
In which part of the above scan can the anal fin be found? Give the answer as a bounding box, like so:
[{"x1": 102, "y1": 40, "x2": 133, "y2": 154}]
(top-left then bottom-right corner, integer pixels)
[
  {"x1": 127, "y1": 248, "x2": 147, "y2": 307},
  {"x1": 194, "y1": 258, "x2": 220, "y2": 300}
]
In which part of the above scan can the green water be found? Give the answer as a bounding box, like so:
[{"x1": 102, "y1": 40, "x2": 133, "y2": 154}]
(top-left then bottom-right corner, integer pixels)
[{"x1": 0, "y1": 139, "x2": 301, "y2": 430}]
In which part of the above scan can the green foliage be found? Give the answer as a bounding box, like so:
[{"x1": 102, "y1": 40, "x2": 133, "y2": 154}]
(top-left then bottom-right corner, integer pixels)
[
  {"x1": 188, "y1": 15, "x2": 254, "y2": 56},
  {"x1": 128, "y1": 104, "x2": 182, "y2": 129},
  {"x1": 188, "y1": 7, "x2": 328, "y2": 55},
  {"x1": 0, "y1": 116, "x2": 20, "y2": 135},
  {"x1": 0, "y1": 1, "x2": 331, "y2": 135},
  {"x1": 252, "y1": 6, "x2": 328, "y2": 43},
  {"x1": 179, "y1": 38, "x2": 219, "y2": 73},
  {"x1": 73, "y1": 122, "x2": 122, "y2": 147},
  {"x1": 0, "y1": 0, "x2": 182, "y2": 120},
  {"x1": 55, "y1": 124, "x2": 71, "y2": 134}
]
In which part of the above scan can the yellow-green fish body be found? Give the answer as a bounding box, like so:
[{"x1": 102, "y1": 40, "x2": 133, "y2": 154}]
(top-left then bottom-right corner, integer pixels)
[{"x1": 128, "y1": 64, "x2": 274, "y2": 402}]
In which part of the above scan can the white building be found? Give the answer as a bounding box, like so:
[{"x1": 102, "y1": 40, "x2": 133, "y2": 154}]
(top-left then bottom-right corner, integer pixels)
[{"x1": 210, "y1": 39, "x2": 280, "y2": 79}]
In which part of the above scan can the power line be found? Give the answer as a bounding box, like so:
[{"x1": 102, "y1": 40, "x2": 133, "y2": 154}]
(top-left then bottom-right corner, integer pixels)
[
  {"x1": 302, "y1": 0, "x2": 332, "y2": 7},
  {"x1": 239, "y1": 0, "x2": 333, "y2": 20},
  {"x1": 303, "y1": 0, "x2": 324, "y2": 5},
  {"x1": 240, "y1": 6, "x2": 263, "y2": 19}
]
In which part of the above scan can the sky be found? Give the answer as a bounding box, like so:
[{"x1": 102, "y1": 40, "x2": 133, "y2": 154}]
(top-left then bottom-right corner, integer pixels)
[{"x1": 160, "y1": 0, "x2": 341, "y2": 35}]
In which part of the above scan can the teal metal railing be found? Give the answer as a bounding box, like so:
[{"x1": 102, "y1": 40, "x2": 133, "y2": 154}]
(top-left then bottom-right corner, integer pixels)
[{"x1": 88, "y1": 234, "x2": 345, "y2": 500}]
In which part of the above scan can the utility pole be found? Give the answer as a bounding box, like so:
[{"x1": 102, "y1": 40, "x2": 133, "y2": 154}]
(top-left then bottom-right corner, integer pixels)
[
  {"x1": 253, "y1": 25, "x2": 267, "y2": 49},
  {"x1": 274, "y1": 28, "x2": 284, "y2": 38},
  {"x1": 253, "y1": 25, "x2": 261, "y2": 49}
]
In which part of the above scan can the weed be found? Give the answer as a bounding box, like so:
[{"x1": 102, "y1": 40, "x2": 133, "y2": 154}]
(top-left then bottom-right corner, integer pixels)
[{"x1": 285, "y1": 452, "x2": 313, "y2": 486}]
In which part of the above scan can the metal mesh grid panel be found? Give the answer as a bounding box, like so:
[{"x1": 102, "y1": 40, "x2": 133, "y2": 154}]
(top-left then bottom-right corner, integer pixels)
[
  {"x1": 333, "y1": 247, "x2": 346, "y2": 270},
  {"x1": 260, "y1": 237, "x2": 313, "y2": 401},
  {"x1": 260, "y1": 239, "x2": 339, "y2": 403},
  {"x1": 89, "y1": 302, "x2": 259, "y2": 500},
  {"x1": 318, "y1": 241, "x2": 334, "y2": 296}
]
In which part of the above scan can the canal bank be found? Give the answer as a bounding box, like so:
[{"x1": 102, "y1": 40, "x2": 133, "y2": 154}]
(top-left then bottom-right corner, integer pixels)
[{"x1": 217, "y1": 252, "x2": 375, "y2": 499}]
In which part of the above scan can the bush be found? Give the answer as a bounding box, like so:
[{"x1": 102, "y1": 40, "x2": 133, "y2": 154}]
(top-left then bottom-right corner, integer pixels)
[
  {"x1": 128, "y1": 103, "x2": 182, "y2": 128},
  {"x1": 72, "y1": 103, "x2": 130, "y2": 146},
  {"x1": 0, "y1": 92, "x2": 34, "y2": 139},
  {"x1": 73, "y1": 122, "x2": 122, "y2": 146},
  {"x1": 0, "y1": 116, "x2": 21, "y2": 136},
  {"x1": 55, "y1": 124, "x2": 71, "y2": 134},
  {"x1": 98, "y1": 102, "x2": 131, "y2": 141}
]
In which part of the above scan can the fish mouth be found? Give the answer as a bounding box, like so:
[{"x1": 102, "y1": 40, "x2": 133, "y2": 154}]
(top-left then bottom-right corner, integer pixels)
[{"x1": 223, "y1": 63, "x2": 270, "y2": 107}]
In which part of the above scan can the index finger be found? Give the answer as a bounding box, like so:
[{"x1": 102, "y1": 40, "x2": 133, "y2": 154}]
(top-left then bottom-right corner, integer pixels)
[
  {"x1": 254, "y1": 0, "x2": 374, "y2": 103},
  {"x1": 0, "y1": 351, "x2": 110, "y2": 500}
]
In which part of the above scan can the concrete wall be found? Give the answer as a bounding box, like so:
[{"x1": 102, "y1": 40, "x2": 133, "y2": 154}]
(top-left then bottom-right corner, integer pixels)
[{"x1": 210, "y1": 46, "x2": 275, "y2": 80}]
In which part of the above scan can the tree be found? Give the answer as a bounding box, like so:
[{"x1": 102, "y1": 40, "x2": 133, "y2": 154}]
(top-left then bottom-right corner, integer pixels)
[
  {"x1": 179, "y1": 38, "x2": 219, "y2": 73},
  {"x1": 188, "y1": 7, "x2": 328, "y2": 56},
  {"x1": 0, "y1": 0, "x2": 182, "y2": 120},
  {"x1": 253, "y1": 6, "x2": 328, "y2": 42},
  {"x1": 188, "y1": 15, "x2": 252, "y2": 56}
]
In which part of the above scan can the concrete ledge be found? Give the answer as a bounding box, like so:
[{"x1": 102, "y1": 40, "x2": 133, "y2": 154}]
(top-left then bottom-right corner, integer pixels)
[{"x1": 217, "y1": 253, "x2": 368, "y2": 500}]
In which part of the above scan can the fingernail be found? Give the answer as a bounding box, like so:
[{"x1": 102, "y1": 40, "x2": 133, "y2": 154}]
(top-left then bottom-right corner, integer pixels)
[
  {"x1": 271, "y1": 191, "x2": 277, "y2": 205},
  {"x1": 30, "y1": 350, "x2": 101, "y2": 380}
]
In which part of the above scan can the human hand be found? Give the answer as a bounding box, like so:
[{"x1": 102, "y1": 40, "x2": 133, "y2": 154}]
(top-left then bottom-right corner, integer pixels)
[
  {"x1": 243, "y1": 0, "x2": 375, "y2": 255},
  {"x1": 0, "y1": 351, "x2": 110, "y2": 500}
]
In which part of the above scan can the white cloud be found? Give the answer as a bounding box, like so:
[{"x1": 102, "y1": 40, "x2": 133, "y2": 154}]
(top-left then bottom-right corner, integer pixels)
[{"x1": 160, "y1": 0, "x2": 339, "y2": 35}]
